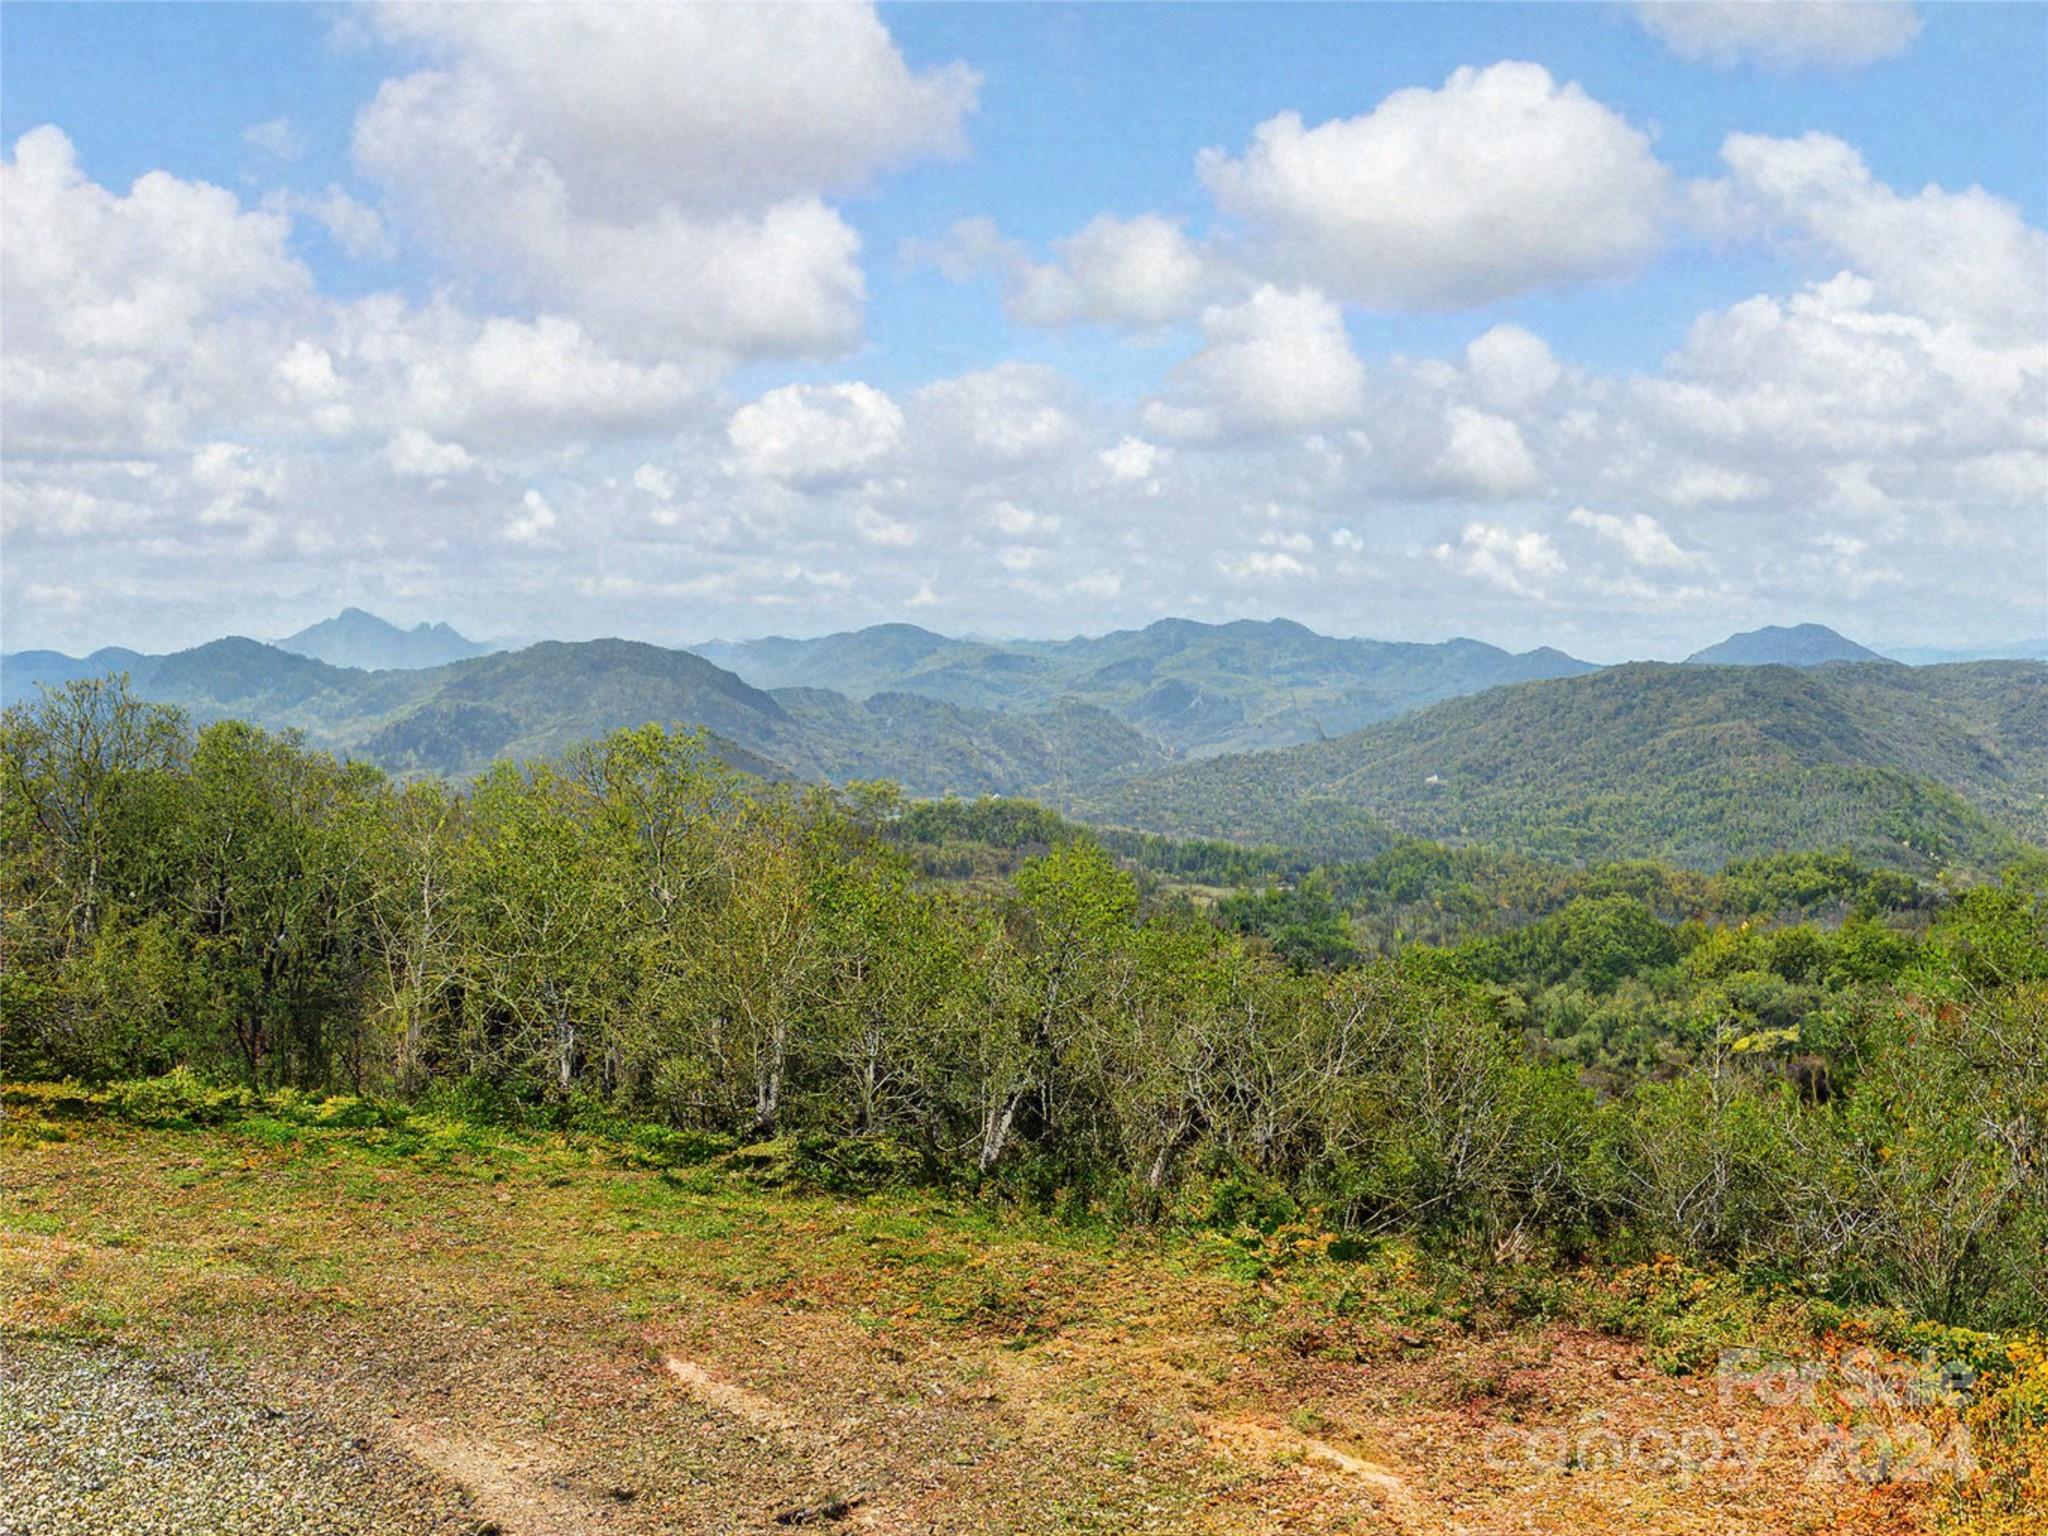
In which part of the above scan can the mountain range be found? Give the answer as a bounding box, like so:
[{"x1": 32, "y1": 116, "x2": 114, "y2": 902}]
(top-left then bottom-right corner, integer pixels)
[
  {"x1": 275, "y1": 608, "x2": 495, "y2": 671},
  {"x1": 5, "y1": 614, "x2": 2043, "y2": 872},
  {"x1": 693, "y1": 618, "x2": 1595, "y2": 756}
]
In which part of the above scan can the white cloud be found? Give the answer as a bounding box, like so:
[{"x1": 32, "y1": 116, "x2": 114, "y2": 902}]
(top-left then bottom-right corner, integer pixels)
[
  {"x1": 918, "y1": 213, "x2": 1221, "y2": 329},
  {"x1": 504, "y1": 488, "x2": 558, "y2": 545},
  {"x1": 5, "y1": 55, "x2": 2042, "y2": 663},
  {"x1": 1633, "y1": 2, "x2": 1921, "y2": 71},
  {"x1": 355, "y1": 307, "x2": 708, "y2": 446},
  {"x1": 1144, "y1": 286, "x2": 1365, "y2": 441},
  {"x1": 307, "y1": 186, "x2": 393, "y2": 261},
  {"x1": 985, "y1": 501, "x2": 1060, "y2": 538},
  {"x1": 1714, "y1": 131, "x2": 2048, "y2": 341},
  {"x1": 3, "y1": 128, "x2": 304, "y2": 356},
  {"x1": 189, "y1": 442, "x2": 286, "y2": 549},
  {"x1": 387, "y1": 428, "x2": 476, "y2": 479},
  {"x1": 369, "y1": 2, "x2": 975, "y2": 209},
  {"x1": 243, "y1": 117, "x2": 303, "y2": 161},
  {"x1": 856, "y1": 505, "x2": 918, "y2": 547},
  {"x1": 354, "y1": 3, "x2": 973, "y2": 362},
  {"x1": 633, "y1": 463, "x2": 677, "y2": 502},
  {"x1": 191, "y1": 441, "x2": 284, "y2": 504},
  {"x1": 1198, "y1": 63, "x2": 1669, "y2": 309},
  {"x1": 728, "y1": 382, "x2": 904, "y2": 484},
  {"x1": 1638, "y1": 272, "x2": 2043, "y2": 461},
  {"x1": 1433, "y1": 522, "x2": 1565, "y2": 598},
  {"x1": 1100, "y1": 437, "x2": 1165, "y2": 483},
  {"x1": 1221, "y1": 549, "x2": 1310, "y2": 581},
  {"x1": 1568, "y1": 507, "x2": 1702, "y2": 569},
  {"x1": 275, "y1": 341, "x2": 342, "y2": 401},
  {"x1": 1017, "y1": 214, "x2": 1214, "y2": 326},
  {"x1": 1466, "y1": 325, "x2": 1562, "y2": 413},
  {"x1": 2, "y1": 127, "x2": 307, "y2": 454},
  {"x1": 912, "y1": 363, "x2": 1079, "y2": 463},
  {"x1": 1433, "y1": 407, "x2": 1541, "y2": 498},
  {"x1": 0, "y1": 476, "x2": 157, "y2": 540},
  {"x1": 2, "y1": 126, "x2": 709, "y2": 461},
  {"x1": 1665, "y1": 463, "x2": 1769, "y2": 506}
]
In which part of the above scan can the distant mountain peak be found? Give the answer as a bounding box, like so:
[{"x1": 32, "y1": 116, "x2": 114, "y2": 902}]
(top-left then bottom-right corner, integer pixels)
[
  {"x1": 1685, "y1": 623, "x2": 1889, "y2": 668},
  {"x1": 278, "y1": 609, "x2": 493, "y2": 672}
]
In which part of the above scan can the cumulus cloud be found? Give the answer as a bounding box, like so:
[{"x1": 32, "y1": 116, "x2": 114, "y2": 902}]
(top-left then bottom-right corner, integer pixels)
[
  {"x1": 355, "y1": 2, "x2": 976, "y2": 361},
  {"x1": 632, "y1": 464, "x2": 677, "y2": 503},
  {"x1": 1466, "y1": 325, "x2": 1562, "y2": 413},
  {"x1": 304, "y1": 186, "x2": 393, "y2": 261},
  {"x1": 2, "y1": 127, "x2": 305, "y2": 353},
  {"x1": 984, "y1": 501, "x2": 1061, "y2": 539},
  {"x1": 368, "y1": 3, "x2": 975, "y2": 209},
  {"x1": 1568, "y1": 507, "x2": 1703, "y2": 569},
  {"x1": 1433, "y1": 522, "x2": 1565, "y2": 599},
  {"x1": 1633, "y1": 2, "x2": 1921, "y2": 71},
  {"x1": 344, "y1": 305, "x2": 709, "y2": 447},
  {"x1": 855, "y1": 505, "x2": 918, "y2": 547},
  {"x1": 4, "y1": 27, "x2": 2042, "y2": 662},
  {"x1": 1100, "y1": 437, "x2": 1166, "y2": 484},
  {"x1": 388, "y1": 428, "x2": 476, "y2": 479},
  {"x1": 911, "y1": 363, "x2": 1079, "y2": 463},
  {"x1": 504, "y1": 488, "x2": 558, "y2": 546},
  {"x1": 1198, "y1": 63, "x2": 1669, "y2": 309},
  {"x1": 2, "y1": 127, "x2": 308, "y2": 454},
  {"x1": 1433, "y1": 407, "x2": 1541, "y2": 498},
  {"x1": 1638, "y1": 272, "x2": 2042, "y2": 461},
  {"x1": 1713, "y1": 131, "x2": 2048, "y2": 340},
  {"x1": 1144, "y1": 287, "x2": 1366, "y2": 441},
  {"x1": 912, "y1": 213, "x2": 1223, "y2": 329},
  {"x1": 728, "y1": 382, "x2": 904, "y2": 484}
]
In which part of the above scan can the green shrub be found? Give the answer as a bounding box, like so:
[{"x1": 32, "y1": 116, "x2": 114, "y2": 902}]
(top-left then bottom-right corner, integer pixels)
[{"x1": 104, "y1": 1067, "x2": 256, "y2": 1127}]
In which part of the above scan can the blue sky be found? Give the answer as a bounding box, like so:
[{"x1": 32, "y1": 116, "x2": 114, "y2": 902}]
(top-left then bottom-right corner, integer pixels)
[{"x1": 3, "y1": 2, "x2": 2044, "y2": 660}]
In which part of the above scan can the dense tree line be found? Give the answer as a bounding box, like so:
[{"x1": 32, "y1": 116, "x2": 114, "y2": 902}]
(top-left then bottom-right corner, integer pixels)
[{"x1": 5, "y1": 680, "x2": 2045, "y2": 1327}]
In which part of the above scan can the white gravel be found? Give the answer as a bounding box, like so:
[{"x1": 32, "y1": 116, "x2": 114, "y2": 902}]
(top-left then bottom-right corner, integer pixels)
[{"x1": 0, "y1": 1337, "x2": 486, "y2": 1535}]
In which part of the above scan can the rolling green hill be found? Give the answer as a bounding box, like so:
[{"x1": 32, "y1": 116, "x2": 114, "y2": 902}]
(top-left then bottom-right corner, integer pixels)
[
  {"x1": 88, "y1": 636, "x2": 1169, "y2": 800},
  {"x1": 694, "y1": 617, "x2": 1596, "y2": 754},
  {"x1": 1078, "y1": 661, "x2": 2048, "y2": 873}
]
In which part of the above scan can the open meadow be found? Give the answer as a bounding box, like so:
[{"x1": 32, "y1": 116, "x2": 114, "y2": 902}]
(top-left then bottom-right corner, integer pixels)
[{"x1": 5, "y1": 1082, "x2": 2042, "y2": 1536}]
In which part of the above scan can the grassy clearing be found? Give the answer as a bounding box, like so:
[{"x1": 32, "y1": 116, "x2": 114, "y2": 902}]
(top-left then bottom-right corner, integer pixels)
[{"x1": 2, "y1": 1080, "x2": 2040, "y2": 1535}]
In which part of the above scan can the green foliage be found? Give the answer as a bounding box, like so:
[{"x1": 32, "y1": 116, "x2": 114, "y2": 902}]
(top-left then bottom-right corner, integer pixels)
[
  {"x1": 1082, "y1": 660, "x2": 2046, "y2": 875},
  {"x1": 1215, "y1": 876, "x2": 1357, "y2": 971},
  {"x1": 102, "y1": 1067, "x2": 258, "y2": 1127},
  {"x1": 5, "y1": 678, "x2": 2046, "y2": 1333}
]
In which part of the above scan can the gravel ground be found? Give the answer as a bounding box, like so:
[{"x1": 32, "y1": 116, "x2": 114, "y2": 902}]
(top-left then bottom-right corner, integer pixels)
[{"x1": 0, "y1": 1337, "x2": 480, "y2": 1536}]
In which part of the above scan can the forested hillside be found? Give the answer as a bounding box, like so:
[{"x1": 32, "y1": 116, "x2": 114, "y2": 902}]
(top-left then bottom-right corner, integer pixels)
[
  {"x1": 696, "y1": 616, "x2": 1596, "y2": 754},
  {"x1": 7, "y1": 678, "x2": 2045, "y2": 1340},
  {"x1": 1082, "y1": 660, "x2": 2048, "y2": 872},
  {"x1": 43, "y1": 636, "x2": 1165, "y2": 800}
]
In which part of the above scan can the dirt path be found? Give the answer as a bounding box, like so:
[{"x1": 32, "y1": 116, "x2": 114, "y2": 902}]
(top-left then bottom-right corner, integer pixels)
[
  {"x1": 386, "y1": 1417, "x2": 637, "y2": 1536},
  {"x1": 0, "y1": 1117, "x2": 1965, "y2": 1535}
]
